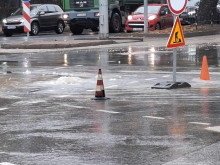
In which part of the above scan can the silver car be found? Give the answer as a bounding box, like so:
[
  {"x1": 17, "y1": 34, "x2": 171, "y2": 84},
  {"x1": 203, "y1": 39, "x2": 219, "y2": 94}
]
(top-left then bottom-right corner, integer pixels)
[{"x1": 2, "y1": 4, "x2": 65, "y2": 37}]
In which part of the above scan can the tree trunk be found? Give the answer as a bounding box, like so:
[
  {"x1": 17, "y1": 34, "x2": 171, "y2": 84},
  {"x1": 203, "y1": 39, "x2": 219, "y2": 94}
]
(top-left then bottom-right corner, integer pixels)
[{"x1": 198, "y1": 0, "x2": 218, "y2": 24}]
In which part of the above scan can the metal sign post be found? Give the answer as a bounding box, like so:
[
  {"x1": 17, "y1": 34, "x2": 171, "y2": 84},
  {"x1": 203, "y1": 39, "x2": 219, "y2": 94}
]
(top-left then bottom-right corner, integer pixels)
[
  {"x1": 172, "y1": 15, "x2": 177, "y2": 83},
  {"x1": 144, "y1": 0, "x2": 148, "y2": 34},
  {"x1": 99, "y1": 0, "x2": 109, "y2": 39},
  {"x1": 173, "y1": 47, "x2": 177, "y2": 83},
  {"x1": 152, "y1": 0, "x2": 191, "y2": 89}
]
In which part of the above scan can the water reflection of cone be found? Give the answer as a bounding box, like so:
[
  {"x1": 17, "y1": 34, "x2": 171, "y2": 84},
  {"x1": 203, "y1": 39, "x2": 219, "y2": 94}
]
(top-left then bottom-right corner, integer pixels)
[
  {"x1": 92, "y1": 69, "x2": 110, "y2": 100},
  {"x1": 200, "y1": 56, "x2": 210, "y2": 80}
]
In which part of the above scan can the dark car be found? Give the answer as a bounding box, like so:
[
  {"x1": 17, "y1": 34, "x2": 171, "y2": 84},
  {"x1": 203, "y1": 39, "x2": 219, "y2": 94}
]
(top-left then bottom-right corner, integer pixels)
[
  {"x1": 2, "y1": 4, "x2": 65, "y2": 37},
  {"x1": 180, "y1": 6, "x2": 198, "y2": 25},
  {"x1": 125, "y1": 4, "x2": 173, "y2": 32}
]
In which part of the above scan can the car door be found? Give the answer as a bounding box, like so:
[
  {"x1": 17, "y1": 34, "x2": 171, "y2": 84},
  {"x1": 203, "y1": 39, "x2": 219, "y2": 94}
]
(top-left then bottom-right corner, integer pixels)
[
  {"x1": 37, "y1": 5, "x2": 50, "y2": 27},
  {"x1": 160, "y1": 6, "x2": 173, "y2": 28},
  {"x1": 166, "y1": 6, "x2": 174, "y2": 27},
  {"x1": 46, "y1": 5, "x2": 59, "y2": 27}
]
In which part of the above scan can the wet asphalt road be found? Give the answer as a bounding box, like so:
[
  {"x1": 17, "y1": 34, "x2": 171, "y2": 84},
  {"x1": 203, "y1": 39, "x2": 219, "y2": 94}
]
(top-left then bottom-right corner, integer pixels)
[{"x1": 0, "y1": 37, "x2": 220, "y2": 165}]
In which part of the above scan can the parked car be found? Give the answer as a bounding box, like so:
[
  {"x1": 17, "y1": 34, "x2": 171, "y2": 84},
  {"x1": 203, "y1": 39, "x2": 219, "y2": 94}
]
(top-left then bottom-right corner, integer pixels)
[
  {"x1": 2, "y1": 4, "x2": 65, "y2": 37},
  {"x1": 179, "y1": 6, "x2": 198, "y2": 25},
  {"x1": 125, "y1": 4, "x2": 173, "y2": 32}
]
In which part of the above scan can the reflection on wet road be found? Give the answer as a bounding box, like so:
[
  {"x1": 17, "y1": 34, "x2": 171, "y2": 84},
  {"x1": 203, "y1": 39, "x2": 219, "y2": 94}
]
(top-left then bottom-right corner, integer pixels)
[{"x1": 0, "y1": 44, "x2": 219, "y2": 165}]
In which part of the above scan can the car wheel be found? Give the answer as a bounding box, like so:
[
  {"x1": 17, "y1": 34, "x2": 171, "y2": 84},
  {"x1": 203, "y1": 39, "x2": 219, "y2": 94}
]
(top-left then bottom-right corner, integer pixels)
[
  {"x1": 3, "y1": 31, "x2": 13, "y2": 37},
  {"x1": 55, "y1": 21, "x2": 64, "y2": 34},
  {"x1": 109, "y1": 12, "x2": 121, "y2": 33},
  {"x1": 30, "y1": 22, "x2": 39, "y2": 36},
  {"x1": 70, "y1": 25, "x2": 84, "y2": 35},
  {"x1": 91, "y1": 27, "x2": 99, "y2": 32},
  {"x1": 155, "y1": 23, "x2": 161, "y2": 30}
]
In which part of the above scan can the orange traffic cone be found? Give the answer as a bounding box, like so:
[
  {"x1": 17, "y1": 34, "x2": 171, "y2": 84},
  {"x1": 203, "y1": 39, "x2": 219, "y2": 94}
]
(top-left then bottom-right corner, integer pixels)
[
  {"x1": 200, "y1": 56, "x2": 210, "y2": 80},
  {"x1": 92, "y1": 69, "x2": 110, "y2": 100}
]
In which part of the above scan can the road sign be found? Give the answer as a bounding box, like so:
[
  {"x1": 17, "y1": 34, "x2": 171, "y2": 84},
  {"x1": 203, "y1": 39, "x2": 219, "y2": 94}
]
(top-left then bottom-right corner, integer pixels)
[
  {"x1": 166, "y1": 16, "x2": 185, "y2": 49},
  {"x1": 168, "y1": 0, "x2": 188, "y2": 15},
  {"x1": 22, "y1": 0, "x2": 30, "y2": 2}
]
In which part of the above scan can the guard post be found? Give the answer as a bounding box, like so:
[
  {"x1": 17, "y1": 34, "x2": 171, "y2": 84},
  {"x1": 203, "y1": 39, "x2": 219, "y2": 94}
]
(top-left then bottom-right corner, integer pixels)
[{"x1": 22, "y1": 0, "x2": 31, "y2": 41}]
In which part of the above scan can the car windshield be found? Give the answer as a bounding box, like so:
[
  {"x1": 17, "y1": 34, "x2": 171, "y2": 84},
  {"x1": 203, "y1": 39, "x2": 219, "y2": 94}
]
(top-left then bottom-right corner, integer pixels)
[
  {"x1": 11, "y1": 6, "x2": 38, "y2": 16},
  {"x1": 12, "y1": 8, "x2": 22, "y2": 16},
  {"x1": 134, "y1": 6, "x2": 161, "y2": 14}
]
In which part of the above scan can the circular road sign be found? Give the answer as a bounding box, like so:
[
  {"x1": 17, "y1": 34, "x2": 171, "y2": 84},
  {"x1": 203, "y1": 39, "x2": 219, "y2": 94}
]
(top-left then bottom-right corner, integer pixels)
[{"x1": 168, "y1": 0, "x2": 188, "y2": 15}]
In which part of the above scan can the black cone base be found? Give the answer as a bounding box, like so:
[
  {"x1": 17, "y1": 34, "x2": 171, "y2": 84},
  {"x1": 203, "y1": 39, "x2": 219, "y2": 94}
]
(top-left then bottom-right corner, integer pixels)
[
  {"x1": 152, "y1": 81, "x2": 191, "y2": 89},
  {"x1": 91, "y1": 97, "x2": 111, "y2": 100}
]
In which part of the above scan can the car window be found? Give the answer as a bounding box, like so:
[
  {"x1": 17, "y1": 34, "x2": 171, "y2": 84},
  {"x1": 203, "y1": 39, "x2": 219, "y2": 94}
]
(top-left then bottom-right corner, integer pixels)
[
  {"x1": 161, "y1": 6, "x2": 170, "y2": 15},
  {"x1": 39, "y1": 5, "x2": 48, "y2": 13},
  {"x1": 47, "y1": 5, "x2": 57, "y2": 13},
  {"x1": 134, "y1": 6, "x2": 160, "y2": 15},
  {"x1": 55, "y1": 5, "x2": 63, "y2": 12},
  {"x1": 148, "y1": 6, "x2": 161, "y2": 14}
]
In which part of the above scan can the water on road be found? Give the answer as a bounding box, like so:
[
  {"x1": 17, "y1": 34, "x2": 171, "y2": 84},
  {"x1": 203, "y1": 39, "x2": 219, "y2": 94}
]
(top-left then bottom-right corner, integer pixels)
[{"x1": 0, "y1": 44, "x2": 219, "y2": 165}]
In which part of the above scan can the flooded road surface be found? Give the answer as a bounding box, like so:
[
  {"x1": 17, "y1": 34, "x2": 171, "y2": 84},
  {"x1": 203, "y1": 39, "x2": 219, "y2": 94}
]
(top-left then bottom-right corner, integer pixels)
[{"x1": 0, "y1": 44, "x2": 219, "y2": 165}]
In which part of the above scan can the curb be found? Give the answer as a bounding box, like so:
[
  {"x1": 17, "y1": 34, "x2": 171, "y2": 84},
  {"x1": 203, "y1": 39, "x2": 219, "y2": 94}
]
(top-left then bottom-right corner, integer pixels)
[
  {"x1": 1, "y1": 28, "x2": 220, "y2": 49},
  {"x1": 112, "y1": 30, "x2": 220, "y2": 39},
  {"x1": 1, "y1": 40, "x2": 115, "y2": 49}
]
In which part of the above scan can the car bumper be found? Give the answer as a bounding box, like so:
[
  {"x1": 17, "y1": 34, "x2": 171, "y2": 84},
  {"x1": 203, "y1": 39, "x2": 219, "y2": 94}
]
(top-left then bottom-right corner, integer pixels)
[
  {"x1": 2, "y1": 25, "x2": 24, "y2": 33},
  {"x1": 125, "y1": 21, "x2": 155, "y2": 32},
  {"x1": 67, "y1": 10, "x2": 99, "y2": 28},
  {"x1": 68, "y1": 18, "x2": 99, "y2": 28}
]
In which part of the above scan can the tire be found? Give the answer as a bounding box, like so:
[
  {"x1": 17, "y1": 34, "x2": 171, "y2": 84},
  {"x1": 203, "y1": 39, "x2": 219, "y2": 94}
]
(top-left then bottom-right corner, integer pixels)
[
  {"x1": 155, "y1": 23, "x2": 161, "y2": 30},
  {"x1": 109, "y1": 12, "x2": 121, "y2": 33},
  {"x1": 70, "y1": 25, "x2": 83, "y2": 35},
  {"x1": 3, "y1": 31, "x2": 13, "y2": 37},
  {"x1": 30, "y1": 22, "x2": 39, "y2": 36},
  {"x1": 91, "y1": 27, "x2": 99, "y2": 32},
  {"x1": 55, "y1": 21, "x2": 65, "y2": 34}
]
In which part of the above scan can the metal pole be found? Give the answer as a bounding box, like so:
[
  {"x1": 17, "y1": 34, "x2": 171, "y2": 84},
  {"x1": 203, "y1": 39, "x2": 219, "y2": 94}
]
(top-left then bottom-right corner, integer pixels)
[
  {"x1": 27, "y1": 32, "x2": 29, "y2": 41},
  {"x1": 144, "y1": 0, "x2": 148, "y2": 34},
  {"x1": 99, "y1": 0, "x2": 109, "y2": 39},
  {"x1": 173, "y1": 48, "x2": 177, "y2": 83},
  {"x1": 173, "y1": 15, "x2": 177, "y2": 83}
]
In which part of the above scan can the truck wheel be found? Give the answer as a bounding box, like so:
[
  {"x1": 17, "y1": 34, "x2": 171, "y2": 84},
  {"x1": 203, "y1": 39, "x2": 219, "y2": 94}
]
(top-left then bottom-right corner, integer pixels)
[
  {"x1": 55, "y1": 21, "x2": 65, "y2": 34},
  {"x1": 109, "y1": 12, "x2": 121, "y2": 33},
  {"x1": 30, "y1": 22, "x2": 39, "y2": 36},
  {"x1": 91, "y1": 27, "x2": 99, "y2": 32},
  {"x1": 70, "y1": 25, "x2": 83, "y2": 35}
]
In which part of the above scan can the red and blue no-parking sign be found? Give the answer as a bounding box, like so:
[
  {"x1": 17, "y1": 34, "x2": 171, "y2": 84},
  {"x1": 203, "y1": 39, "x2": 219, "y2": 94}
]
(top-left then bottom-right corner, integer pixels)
[{"x1": 22, "y1": 0, "x2": 31, "y2": 32}]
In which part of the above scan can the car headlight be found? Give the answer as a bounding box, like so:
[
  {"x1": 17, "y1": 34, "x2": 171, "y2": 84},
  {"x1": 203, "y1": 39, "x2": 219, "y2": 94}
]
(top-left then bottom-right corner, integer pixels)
[
  {"x1": 148, "y1": 15, "x2": 157, "y2": 20},
  {"x1": 2, "y1": 19, "x2": 7, "y2": 24},
  {"x1": 20, "y1": 19, "x2": 24, "y2": 23},
  {"x1": 62, "y1": 13, "x2": 69, "y2": 19},
  {"x1": 95, "y1": 12, "x2": 100, "y2": 17},
  {"x1": 127, "y1": 15, "x2": 133, "y2": 20}
]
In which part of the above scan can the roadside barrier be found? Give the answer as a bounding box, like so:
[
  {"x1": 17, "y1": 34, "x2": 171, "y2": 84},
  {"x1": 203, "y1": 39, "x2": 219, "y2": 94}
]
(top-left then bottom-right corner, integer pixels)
[
  {"x1": 22, "y1": 1, "x2": 31, "y2": 32},
  {"x1": 200, "y1": 56, "x2": 210, "y2": 80},
  {"x1": 92, "y1": 69, "x2": 110, "y2": 100}
]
